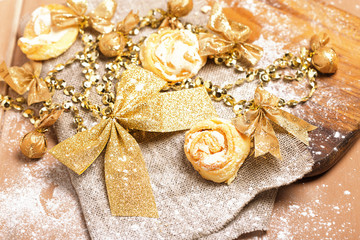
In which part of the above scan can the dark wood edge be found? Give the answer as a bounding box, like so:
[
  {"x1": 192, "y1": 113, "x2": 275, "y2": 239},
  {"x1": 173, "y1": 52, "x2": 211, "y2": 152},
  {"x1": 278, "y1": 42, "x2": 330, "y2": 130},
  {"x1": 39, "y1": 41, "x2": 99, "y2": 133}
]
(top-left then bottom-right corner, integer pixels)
[{"x1": 305, "y1": 129, "x2": 360, "y2": 177}]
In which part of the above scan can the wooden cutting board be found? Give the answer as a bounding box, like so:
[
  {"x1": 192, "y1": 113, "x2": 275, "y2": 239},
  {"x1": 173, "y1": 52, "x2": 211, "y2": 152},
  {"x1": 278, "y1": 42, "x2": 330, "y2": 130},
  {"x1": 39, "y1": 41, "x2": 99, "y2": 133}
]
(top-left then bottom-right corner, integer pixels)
[{"x1": 221, "y1": 0, "x2": 360, "y2": 176}]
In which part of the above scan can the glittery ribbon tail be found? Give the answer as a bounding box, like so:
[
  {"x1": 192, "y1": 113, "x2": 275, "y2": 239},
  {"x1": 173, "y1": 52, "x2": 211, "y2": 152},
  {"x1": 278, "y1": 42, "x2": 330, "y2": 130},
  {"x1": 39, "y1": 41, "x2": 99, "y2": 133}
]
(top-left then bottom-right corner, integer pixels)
[
  {"x1": 105, "y1": 121, "x2": 158, "y2": 217},
  {"x1": 49, "y1": 118, "x2": 159, "y2": 217}
]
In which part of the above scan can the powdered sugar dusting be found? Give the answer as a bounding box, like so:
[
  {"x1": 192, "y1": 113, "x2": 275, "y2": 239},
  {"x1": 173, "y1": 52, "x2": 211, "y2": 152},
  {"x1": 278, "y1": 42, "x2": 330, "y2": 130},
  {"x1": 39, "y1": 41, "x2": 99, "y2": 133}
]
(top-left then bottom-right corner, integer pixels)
[{"x1": 0, "y1": 111, "x2": 88, "y2": 239}]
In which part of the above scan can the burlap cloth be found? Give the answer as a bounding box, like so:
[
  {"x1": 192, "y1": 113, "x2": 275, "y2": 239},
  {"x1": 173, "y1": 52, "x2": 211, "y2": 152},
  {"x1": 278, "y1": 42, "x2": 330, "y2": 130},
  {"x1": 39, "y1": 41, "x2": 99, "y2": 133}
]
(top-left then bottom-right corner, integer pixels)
[{"x1": 39, "y1": 0, "x2": 314, "y2": 239}]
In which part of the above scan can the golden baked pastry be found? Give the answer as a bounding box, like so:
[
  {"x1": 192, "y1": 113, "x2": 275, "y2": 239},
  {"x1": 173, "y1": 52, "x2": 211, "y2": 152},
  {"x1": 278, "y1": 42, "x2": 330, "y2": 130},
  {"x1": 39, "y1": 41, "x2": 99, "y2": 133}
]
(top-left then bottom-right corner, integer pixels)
[
  {"x1": 184, "y1": 118, "x2": 251, "y2": 184},
  {"x1": 140, "y1": 28, "x2": 207, "y2": 83},
  {"x1": 18, "y1": 4, "x2": 79, "y2": 61}
]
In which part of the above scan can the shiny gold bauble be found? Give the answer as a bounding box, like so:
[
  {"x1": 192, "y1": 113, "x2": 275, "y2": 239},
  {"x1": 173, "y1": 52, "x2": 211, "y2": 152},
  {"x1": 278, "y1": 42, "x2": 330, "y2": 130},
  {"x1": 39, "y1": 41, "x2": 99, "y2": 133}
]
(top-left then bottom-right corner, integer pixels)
[
  {"x1": 99, "y1": 32, "x2": 126, "y2": 57},
  {"x1": 20, "y1": 131, "x2": 47, "y2": 159},
  {"x1": 312, "y1": 47, "x2": 338, "y2": 74},
  {"x1": 168, "y1": 0, "x2": 193, "y2": 17},
  {"x1": 310, "y1": 32, "x2": 329, "y2": 51}
]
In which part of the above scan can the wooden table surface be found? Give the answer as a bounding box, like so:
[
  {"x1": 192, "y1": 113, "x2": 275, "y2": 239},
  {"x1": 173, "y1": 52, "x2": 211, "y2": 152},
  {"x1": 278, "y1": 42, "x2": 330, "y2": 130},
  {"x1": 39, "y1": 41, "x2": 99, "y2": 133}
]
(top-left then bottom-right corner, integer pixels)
[{"x1": 0, "y1": 0, "x2": 359, "y2": 239}]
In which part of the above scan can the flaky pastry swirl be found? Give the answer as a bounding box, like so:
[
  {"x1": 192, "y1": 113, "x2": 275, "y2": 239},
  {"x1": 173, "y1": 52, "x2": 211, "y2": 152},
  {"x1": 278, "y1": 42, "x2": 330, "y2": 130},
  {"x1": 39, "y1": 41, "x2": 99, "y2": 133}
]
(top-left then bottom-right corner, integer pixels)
[
  {"x1": 18, "y1": 5, "x2": 78, "y2": 60},
  {"x1": 140, "y1": 28, "x2": 207, "y2": 83},
  {"x1": 184, "y1": 118, "x2": 250, "y2": 184}
]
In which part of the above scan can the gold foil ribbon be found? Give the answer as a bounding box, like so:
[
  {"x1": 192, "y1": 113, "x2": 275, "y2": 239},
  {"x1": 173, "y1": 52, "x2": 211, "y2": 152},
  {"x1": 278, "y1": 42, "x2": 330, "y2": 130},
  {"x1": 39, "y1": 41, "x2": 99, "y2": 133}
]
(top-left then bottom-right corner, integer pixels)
[
  {"x1": 198, "y1": 3, "x2": 263, "y2": 66},
  {"x1": 49, "y1": 66, "x2": 217, "y2": 217},
  {"x1": 116, "y1": 10, "x2": 140, "y2": 34},
  {"x1": 232, "y1": 87, "x2": 317, "y2": 159},
  {"x1": 0, "y1": 61, "x2": 51, "y2": 105},
  {"x1": 51, "y1": 0, "x2": 117, "y2": 33},
  {"x1": 159, "y1": 0, "x2": 193, "y2": 29}
]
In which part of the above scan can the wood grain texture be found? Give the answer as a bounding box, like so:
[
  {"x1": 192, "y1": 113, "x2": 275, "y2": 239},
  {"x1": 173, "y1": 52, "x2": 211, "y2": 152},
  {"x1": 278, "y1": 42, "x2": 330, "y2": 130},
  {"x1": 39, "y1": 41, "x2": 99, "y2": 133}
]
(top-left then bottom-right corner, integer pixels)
[{"x1": 222, "y1": 0, "x2": 360, "y2": 176}]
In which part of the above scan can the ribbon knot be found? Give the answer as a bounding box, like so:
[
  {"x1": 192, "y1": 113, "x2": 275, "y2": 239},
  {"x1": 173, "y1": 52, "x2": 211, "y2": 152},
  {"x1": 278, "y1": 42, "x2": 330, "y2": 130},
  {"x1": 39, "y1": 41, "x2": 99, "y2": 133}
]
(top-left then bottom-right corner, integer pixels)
[
  {"x1": 232, "y1": 87, "x2": 317, "y2": 159},
  {"x1": 51, "y1": 0, "x2": 117, "y2": 33},
  {"x1": 0, "y1": 61, "x2": 51, "y2": 105},
  {"x1": 49, "y1": 66, "x2": 217, "y2": 217},
  {"x1": 199, "y1": 3, "x2": 263, "y2": 66}
]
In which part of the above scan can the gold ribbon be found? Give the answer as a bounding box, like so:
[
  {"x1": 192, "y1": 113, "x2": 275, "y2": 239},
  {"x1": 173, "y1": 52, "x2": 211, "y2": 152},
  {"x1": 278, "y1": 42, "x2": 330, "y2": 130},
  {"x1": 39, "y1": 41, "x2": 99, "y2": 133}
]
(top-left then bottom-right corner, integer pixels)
[
  {"x1": 51, "y1": 0, "x2": 117, "y2": 33},
  {"x1": 159, "y1": 0, "x2": 193, "y2": 29},
  {"x1": 0, "y1": 61, "x2": 51, "y2": 105},
  {"x1": 116, "y1": 10, "x2": 140, "y2": 34},
  {"x1": 198, "y1": 3, "x2": 263, "y2": 66},
  {"x1": 49, "y1": 66, "x2": 217, "y2": 217},
  {"x1": 232, "y1": 87, "x2": 317, "y2": 159}
]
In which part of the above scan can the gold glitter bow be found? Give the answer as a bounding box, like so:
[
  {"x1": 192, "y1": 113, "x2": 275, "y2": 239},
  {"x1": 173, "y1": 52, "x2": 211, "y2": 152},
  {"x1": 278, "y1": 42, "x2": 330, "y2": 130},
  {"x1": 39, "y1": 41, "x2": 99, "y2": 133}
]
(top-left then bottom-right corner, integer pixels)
[
  {"x1": 198, "y1": 3, "x2": 263, "y2": 66},
  {"x1": 159, "y1": 0, "x2": 193, "y2": 29},
  {"x1": 51, "y1": 0, "x2": 117, "y2": 33},
  {"x1": 49, "y1": 66, "x2": 217, "y2": 217},
  {"x1": 0, "y1": 61, "x2": 51, "y2": 105},
  {"x1": 232, "y1": 87, "x2": 317, "y2": 160}
]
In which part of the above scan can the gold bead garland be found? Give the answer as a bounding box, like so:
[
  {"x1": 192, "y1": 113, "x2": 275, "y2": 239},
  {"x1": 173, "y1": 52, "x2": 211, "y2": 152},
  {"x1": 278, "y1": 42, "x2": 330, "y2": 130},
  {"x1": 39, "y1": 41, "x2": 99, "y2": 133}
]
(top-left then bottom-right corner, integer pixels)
[{"x1": 0, "y1": 3, "x2": 337, "y2": 158}]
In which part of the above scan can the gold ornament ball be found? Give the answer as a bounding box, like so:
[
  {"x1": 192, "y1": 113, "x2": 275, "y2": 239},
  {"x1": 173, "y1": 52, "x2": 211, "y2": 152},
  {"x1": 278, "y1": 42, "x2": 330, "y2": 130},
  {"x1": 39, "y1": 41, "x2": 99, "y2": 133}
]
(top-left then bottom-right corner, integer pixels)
[
  {"x1": 310, "y1": 32, "x2": 330, "y2": 52},
  {"x1": 168, "y1": 0, "x2": 193, "y2": 17},
  {"x1": 312, "y1": 47, "x2": 338, "y2": 74},
  {"x1": 99, "y1": 32, "x2": 126, "y2": 57},
  {"x1": 20, "y1": 131, "x2": 47, "y2": 159}
]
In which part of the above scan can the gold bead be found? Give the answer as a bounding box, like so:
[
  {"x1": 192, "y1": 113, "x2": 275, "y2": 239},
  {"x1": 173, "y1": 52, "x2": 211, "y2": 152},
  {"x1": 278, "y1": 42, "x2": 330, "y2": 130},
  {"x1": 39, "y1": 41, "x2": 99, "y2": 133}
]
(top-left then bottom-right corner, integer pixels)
[
  {"x1": 212, "y1": 86, "x2": 226, "y2": 101},
  {"x1": 16, "y1": 97, "x2": 26, "y2": 104},
  {"x1": 287, "y1": 100, "x2": 298, "y2": 107},
  {"x1": 311, "y1": 47, "x2": 338, "y2": 74},
  {"x1": 194, "y1": 77, "x2": 204, "y2": 87},
  {"x1": 64, "y1": 86, "x2": 75, "y2": 96},
  {"x1": 101, "y1": 106, "x2": 113, "y2": 116},
  {"x1": 308, "y1": 68, "x2": 318, "y2": 78},
  {"x1": 225, "y1": 58, "x2": 236, "y2": 67},
  {"x1": 260, "y1": 74, "x2": 270, "y2": 82},
  {"x1": 235, "y1": 65, "x2": 245, "y2": 72},
  {"x1": 233, "y1": 103, "x2": 243, "y2": 114},
  {"x1": 23, "y1": 109, "x2": 34, "y2": 118},
  {"x1": 223, "y1": 95, "x2": 235, "y2": 106},
  {"x1": 72, "y1": 93, "x2": 81, "y2": 103},
  {"x1": 11, "y1": 103, "x2": 23, "y2": 111},
  {"x1": 77, "y1": 125, "x2": 87, "y2": 132},
  {"x1": 39, "y1": 107, "x2": 49, "y2": 117},
  {"x1": 236, "y1": 78, "x2": 245, "y2": 85},
  {"x1": 62, "y1": 101, "x2": 73, "y2": 112},
  {"x1": 1, "y1": 99, "x2": 11, "y2": 110},
  {"x1": 214, "y1": 57, "x2": 224, "y2": 65},
  {"x1": 204, "y1": 81, "x2": 213, "y2": 92},
  {"x1": 83, "y1": 81, "x2": 92, "y2": 89}
]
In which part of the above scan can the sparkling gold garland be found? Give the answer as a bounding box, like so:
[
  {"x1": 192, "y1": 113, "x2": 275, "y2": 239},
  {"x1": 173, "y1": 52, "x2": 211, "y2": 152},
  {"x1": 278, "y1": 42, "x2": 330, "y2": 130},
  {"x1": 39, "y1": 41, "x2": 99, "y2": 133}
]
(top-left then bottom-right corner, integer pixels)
[{"x1": 0, "y1": 0, "x2": 339, "y2": 217}]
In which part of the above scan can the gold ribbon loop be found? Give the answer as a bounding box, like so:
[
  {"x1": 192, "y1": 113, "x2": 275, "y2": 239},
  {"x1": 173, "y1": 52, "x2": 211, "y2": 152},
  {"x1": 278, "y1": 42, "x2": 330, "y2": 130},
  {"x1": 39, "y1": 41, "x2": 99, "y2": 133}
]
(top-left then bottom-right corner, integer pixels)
[
  {"x1": 116, "y1": 11, "x2": 140, "y2": 34},
  {"x1": 51, "y1": 0, "x2": 116, "y2": 33},
  {"x1": 199, "y1": 3, "x2": 263, "y2": 66},
  {"x1": 49, "y1": 66, "x2": 217, "y2": 217},
  {"x1": 0, "y1": 61, "x2": 51, "y2": 105},
  {"x1": 232, "y1": 87, "x2": 317, "y2": 159}
]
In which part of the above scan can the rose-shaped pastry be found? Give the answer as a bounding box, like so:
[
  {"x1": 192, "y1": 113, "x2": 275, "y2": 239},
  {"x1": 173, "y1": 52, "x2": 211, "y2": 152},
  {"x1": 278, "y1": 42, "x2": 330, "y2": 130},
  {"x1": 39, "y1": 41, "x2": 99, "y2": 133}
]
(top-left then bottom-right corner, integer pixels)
[
  {"x1": 18, "y1": 4, "x2": 79, "y2": 60},
  {"x1": 184, "y1": 118, "x2": 251, "y2": 184},
  {"x1": 140, "y1": 29, "x2": 207, "y2": 83}
]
